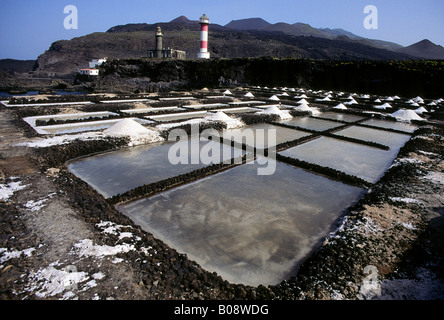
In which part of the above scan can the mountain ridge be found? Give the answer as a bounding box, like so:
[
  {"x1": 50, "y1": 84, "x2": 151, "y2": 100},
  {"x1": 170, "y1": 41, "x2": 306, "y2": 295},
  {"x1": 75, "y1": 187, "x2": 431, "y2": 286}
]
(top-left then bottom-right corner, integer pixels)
[
  {"x1": 223, "y1": 17, "x2": 404, "y2": 52},
  {"x1": 8, "y1": 15, "x2": 443, "y2": 76},
  {"x1": 396, "y1": 39, "x2": 444, "y2": 59}
]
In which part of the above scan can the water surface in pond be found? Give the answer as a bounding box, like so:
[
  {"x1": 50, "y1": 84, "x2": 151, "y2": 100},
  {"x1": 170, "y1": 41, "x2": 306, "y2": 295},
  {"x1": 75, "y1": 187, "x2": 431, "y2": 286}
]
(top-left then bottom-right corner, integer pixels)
[
  {"x1": 223, "y1": 123, "x2": 312, "y2": 149},
  {"x1": 279, "y1": 132, "x2": 410, "y2": 183},
  {"x1": 314, "y1": 112, "x2": 367, "y2": 123},
  {"x1": 68, "y1": 137, "x2": 241, "y2": 198},
  {"x1": 279, "y1": 117, "x2": 343, "y2": 131},
  {"x1": 335, "y1": 125, "x2": 411, "y2": 148},
  {"x1": 118, "y1": 160, "x2": 365, "y2": 286},
  {"x1": 361, "y1": 118, "x2": 417, "y2": 133}
]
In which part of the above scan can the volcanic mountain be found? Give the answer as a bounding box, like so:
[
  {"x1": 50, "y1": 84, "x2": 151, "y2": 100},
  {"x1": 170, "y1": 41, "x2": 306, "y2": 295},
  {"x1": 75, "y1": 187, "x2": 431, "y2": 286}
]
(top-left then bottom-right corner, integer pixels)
[
  {"x1": 396, "y1": 39, "x2": 444, "y2": 59},
  {"x1": 5, "y1": 16, "x2": 440, "y2": 76}
]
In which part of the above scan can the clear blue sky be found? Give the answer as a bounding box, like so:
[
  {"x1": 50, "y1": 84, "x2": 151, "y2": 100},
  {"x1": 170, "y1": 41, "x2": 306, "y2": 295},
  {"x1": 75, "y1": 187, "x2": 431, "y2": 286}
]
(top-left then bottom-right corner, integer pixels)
[{"x1": 1, "y1": 0, "x2": 443, "y2": 60}]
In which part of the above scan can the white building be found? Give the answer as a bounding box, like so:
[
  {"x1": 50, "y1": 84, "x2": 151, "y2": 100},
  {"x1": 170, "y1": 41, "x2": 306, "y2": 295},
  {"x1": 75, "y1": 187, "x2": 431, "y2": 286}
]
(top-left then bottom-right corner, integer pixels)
[
  {"x1": 78, "y1": 69, "x2": 99, "y2": 76},
  {"x1": 89, "y1": 58, "x2": 107, "y2": 68}
]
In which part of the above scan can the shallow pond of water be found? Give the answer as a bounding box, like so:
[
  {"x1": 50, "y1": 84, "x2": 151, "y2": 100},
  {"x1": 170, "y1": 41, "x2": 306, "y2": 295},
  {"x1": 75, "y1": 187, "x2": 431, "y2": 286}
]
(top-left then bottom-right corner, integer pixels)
[
  {"x1": 314, "y1": 112, "x2": 367, "y2": 123},
  {"x1": 335, "y1": 125, "x2": 412, "y2": 148},
  {"x1": 118, "y1": 159, "x2": 365, "y2": 286},
  {"x1": 279, "y1": 117, "x2": 344, "y2": 131},
  {"x1": 223, "y1": 123, "x2": 312, "y2": 149},
  {"x1": 361, "y1": 118, "x2": 417, "y2": 133},
  {"x1": 67, "y1": 137, "x2": 242, "y2": 198},
  {"x1": 39, "y1": 118, "x2": 154, "y2": 135},
  {"x1": 279, "y1": 133, "x2": 409, "y2": 183}
]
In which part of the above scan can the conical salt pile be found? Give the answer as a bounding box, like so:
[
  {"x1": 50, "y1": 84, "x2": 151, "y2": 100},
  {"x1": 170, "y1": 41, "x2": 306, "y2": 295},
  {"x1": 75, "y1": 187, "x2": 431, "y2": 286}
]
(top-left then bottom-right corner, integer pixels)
[
  {"x1": 414, "y1": 107, "x2": 428, "y2": 114},
  {"x1": 205, "y1": 111, "x2": 244, "y2": 129},
  {"x1": 269, "y1": 95, "x2": 280, "y2": 101},
  {"x1": 104, "y1": 119, "x2": 150, "y2": 136},
  {"x1": 297, "y1": 98, "x2": 309, "y2": 105},
  {"x1": 391, "y1": 109, "x2": 424, "y2": 122},
  {"x1": 258, "y1": 105, "x2": 292, "y2": 120},
  {"x1": 244, "y1": 92, "x2": 254, "y2": 98},
  {"x1": 374, "y1": 102, "x2": 392, "y2": 110},
  {"x1": 205, "y1": 111, "x2": 233, "y2": 122},
  {"x1": 333, "y1": 103, "x2": 347, "y2": 110},
  {"x1": 294, "y1": 104, "x2": 312, "y2": 112},
  {"x1": 104, "y1": 118, "x2": 163, "y2": 146}
]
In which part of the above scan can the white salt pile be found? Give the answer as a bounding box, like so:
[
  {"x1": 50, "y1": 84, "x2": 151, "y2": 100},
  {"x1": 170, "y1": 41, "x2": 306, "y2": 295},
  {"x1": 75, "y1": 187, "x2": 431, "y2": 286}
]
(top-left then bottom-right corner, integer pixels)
[
  {"x1": 257, "y1": 105, "x2": 292, "y2": 120},
  {"x1": 294, "y1": 104, "x2": 312, "y2": 112},
  {"x1": 293, "y1": 104, "x2": 321, "y2": 115},
  {"x1": 413, "y1": 96, "x2": 424, "y2": 104},
  {"x1": 104, "y1": 118, "x2": 163, "y2": 146},
  {"x1": 333, "y1": 103, "x2": 347, "y2": 110},
  {"x1": 344, "y1": 98, "x2": 358, "y2": 105},
  {"x1": 205, "y1": 111, "x2": 245, "y2": 129},
  {"x1": 414, "y1": 107, "x2": 428, "y2": 115},
  {"x1": 391, "y1": 109, "x2": 424, "y2": 122},
  {"x1": 297, "y1": 98, "x2": 309, "y2": 105},
  {"x1": 374, "y1": 103, "x2": 392, "y2": 110},
  {"x1": 223, "y1": 90, "x2": 233, "y2": 95},
  {"x1": 269, "y1": 95, "x2": 280, "y2": 101},
  {"x1": 244, "y1": 92, "x2": 254, "y2": 98}
]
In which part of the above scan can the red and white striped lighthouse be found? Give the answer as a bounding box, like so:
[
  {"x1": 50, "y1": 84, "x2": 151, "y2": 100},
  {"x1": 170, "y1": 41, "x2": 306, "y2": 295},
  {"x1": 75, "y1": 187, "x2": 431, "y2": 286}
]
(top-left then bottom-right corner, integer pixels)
[{"x1": 197, "y1": 13, "x2": 210, "y2": 59}]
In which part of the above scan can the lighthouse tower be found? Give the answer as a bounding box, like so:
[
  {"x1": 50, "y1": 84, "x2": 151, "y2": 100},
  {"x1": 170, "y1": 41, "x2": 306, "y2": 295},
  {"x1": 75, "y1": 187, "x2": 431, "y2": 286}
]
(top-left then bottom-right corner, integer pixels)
[
  {"x1": 155, "y1": 26, "x2": 163, "y2": 58},
  {"x1": 197, "y1": 13, "x2": 210, "y2": 59}
]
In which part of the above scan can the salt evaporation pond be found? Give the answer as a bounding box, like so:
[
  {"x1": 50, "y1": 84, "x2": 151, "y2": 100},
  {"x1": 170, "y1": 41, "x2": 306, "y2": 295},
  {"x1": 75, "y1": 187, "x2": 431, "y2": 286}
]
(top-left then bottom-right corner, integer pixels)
[
  {"x1": 314, "y1": 112, "x2": 366, "y2": 123},
  {"x1": 118, "y1": 160, "x2": 365, "y2": 286},
  {"x1": 120, "y1": 107, "x2": 186, "y2": 114},
  {"x1": 279, "y1": 131, "x2": 410, "y2": 183},
  {"x1": 223, "y1": 123, "x2": 311, "y2": 149},
  {"x1": 67, "y1": 136, "x2": 241, "y2": 198},
  {"x1": 39, "y1": 118, "x2": 154, "y2": 135},
  {"x1": 24, "y1": 111, "x2": 119, "y2": 126},
  {"x1": 147, "y1": 111, "x2": 208, "y2": 122},
  {"x1": 279, "y1": 117, "x2": 343, "y2": 131},
  {"x1": 335, "y1": 125, "x2": 412, "y2": 149},
  {"x1": 361, "y1": 118, "x2": 417, "y2": 133}
]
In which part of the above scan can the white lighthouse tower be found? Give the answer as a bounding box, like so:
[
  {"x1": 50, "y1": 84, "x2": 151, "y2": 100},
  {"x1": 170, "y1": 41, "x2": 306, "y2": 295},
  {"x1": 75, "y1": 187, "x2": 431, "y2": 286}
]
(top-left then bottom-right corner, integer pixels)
[{"x1": 198, "y1": 13, "x2": 210, "y2": 59}]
